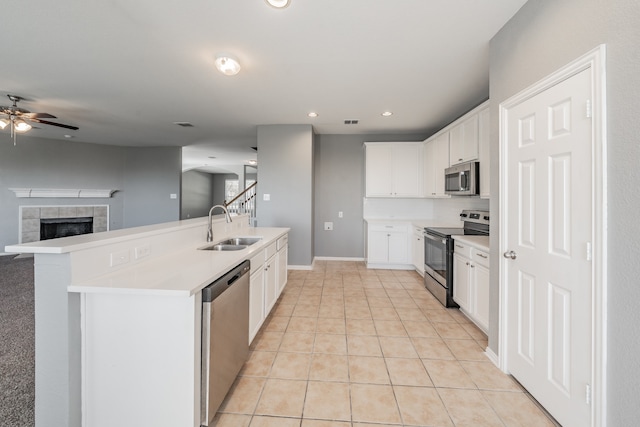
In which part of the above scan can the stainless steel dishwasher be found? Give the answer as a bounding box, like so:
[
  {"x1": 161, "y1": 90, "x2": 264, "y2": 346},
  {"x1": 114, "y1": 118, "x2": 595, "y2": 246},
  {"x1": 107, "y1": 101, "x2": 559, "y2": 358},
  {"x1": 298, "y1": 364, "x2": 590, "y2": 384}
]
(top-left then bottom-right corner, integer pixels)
[{"x1": 201, "y1": 260, "x2": 250, "y2": 426}]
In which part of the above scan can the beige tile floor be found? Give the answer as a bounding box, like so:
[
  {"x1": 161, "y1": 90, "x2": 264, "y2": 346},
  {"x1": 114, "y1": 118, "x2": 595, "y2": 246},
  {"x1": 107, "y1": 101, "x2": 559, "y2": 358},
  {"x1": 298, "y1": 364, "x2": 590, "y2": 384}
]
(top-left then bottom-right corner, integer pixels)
[{"x1": 213, "y1": 261, "x2": 558, "y2": 427}]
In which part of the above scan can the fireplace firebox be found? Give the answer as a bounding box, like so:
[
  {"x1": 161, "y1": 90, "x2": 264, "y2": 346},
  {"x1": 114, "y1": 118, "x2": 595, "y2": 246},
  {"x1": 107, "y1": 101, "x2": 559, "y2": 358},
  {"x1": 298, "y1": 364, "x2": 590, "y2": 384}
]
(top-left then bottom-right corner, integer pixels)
[{"x1": 40, "y1": 217, "x2": 94, "y2": 241}]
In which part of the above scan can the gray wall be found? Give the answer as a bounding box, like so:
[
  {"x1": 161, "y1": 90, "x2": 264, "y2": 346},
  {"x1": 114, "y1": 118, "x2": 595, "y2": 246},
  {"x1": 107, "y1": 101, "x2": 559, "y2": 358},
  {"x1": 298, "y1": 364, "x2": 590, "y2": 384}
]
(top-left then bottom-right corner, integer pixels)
[
  {"x1": 0, "y1": 136, "x2": 182, "y2": 250},
  {"x1": 489, "y1": 0, "x2": 640, "y2": 424},
  {"x1": 314, "y1": 134, "x2": 427, "y2": 258},
  {"x1": 181, "y1": 170, "x2": 214, "y2": 219},
  {"x1": 122, "y1": 146, "x2": 181, "y2": 228},
  {"x1": 256, "y1": 125, "x2": 314, "y2": 266}
]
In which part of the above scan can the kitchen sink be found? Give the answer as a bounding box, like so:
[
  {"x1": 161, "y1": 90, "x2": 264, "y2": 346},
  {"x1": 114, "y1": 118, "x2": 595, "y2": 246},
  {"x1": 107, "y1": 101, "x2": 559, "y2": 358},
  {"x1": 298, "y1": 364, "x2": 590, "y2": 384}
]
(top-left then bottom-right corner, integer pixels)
[
  {"x1": 217, "y1": 237, "x2": 262, "y2": 246},
  {"x1": 200, "y1": 244, "x2": 248, "y2": 251},
  {"x1": 198, "y1": 236, "x2": 262, "y2": 251}
]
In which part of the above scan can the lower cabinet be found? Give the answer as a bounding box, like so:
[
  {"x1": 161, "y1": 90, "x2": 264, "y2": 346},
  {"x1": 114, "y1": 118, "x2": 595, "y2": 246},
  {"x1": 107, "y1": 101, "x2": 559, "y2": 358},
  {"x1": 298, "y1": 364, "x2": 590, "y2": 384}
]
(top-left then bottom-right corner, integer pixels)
[
  {"x1": 452, "y1": 240, "x2": 490, "y2": 333},
  {"x1": 411, "y1": 225, "x2": 424, "y2": 276},
  {"x1": 249, "y1": 234, "x2": 288, "y2": 344},
  {"x1": 366, "y1": 222, "x2": 411, "y2": 268}
]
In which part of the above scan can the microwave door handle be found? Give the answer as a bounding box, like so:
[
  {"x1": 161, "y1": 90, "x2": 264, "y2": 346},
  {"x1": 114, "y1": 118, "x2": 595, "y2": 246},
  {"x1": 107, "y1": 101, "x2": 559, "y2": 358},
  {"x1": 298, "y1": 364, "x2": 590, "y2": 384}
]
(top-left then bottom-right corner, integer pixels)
[{"x1": 460, "y1": 171, "x2": 467, "y2": 191}]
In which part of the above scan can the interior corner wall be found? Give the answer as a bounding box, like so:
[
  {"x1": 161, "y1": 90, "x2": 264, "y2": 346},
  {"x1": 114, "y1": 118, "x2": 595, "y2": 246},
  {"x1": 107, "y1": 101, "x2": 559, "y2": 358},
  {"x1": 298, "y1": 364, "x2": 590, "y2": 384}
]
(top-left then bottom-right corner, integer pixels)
[
  {"x1": 489, "y1": 0, "x2": 640, "y2": 424},
  {"x1": 181, "y1": 170, "x2": 215, "y2": 219},
  {"x1": 122, "y1": 147, "x2": 182, "y2": 228},
  {"x1": 256, "y1": 125, "x2": 314, "y2": 266}
]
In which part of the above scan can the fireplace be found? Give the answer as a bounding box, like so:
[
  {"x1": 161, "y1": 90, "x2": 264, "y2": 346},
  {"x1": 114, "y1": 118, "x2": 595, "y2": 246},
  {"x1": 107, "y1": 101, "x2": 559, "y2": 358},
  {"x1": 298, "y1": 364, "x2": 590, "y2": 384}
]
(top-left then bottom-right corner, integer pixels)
[
  {"x1": 40, "y1": 217, "x2": 94, "y2": 240},
  {"x1": 20, "y1": 205, "x2": 109, "y2": 243}
]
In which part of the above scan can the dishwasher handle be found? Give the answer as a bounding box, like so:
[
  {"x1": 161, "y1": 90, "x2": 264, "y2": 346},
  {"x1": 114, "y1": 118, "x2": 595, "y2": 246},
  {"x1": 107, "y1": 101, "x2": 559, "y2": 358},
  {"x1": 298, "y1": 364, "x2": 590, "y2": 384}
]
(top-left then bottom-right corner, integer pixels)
[{"x1": 202, "y1": 260, "x2": 250, "y2": 303}]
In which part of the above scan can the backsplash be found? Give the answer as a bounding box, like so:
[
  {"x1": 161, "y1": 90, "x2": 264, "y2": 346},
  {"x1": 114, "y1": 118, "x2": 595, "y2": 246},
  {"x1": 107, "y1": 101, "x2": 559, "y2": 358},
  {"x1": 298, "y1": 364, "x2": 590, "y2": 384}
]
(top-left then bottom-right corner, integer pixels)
[{"x1": 363, "y1": 197, "x2": 489, "y2": 221}]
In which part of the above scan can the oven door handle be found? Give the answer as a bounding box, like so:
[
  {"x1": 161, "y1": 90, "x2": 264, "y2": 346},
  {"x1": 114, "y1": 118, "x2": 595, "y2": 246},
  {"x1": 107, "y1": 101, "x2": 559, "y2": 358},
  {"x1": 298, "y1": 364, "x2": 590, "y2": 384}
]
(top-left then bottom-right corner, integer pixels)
[{"x1": 423, "y1": 232, "x2": 447, "y2": 245}]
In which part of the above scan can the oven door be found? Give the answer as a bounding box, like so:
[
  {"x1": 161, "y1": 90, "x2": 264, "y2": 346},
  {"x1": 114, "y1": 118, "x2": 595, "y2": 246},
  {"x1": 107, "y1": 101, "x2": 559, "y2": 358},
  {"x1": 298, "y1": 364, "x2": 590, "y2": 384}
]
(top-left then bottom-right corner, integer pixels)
[{"x1": 423, "y1": 231, "x2": 448, "y2": 286}]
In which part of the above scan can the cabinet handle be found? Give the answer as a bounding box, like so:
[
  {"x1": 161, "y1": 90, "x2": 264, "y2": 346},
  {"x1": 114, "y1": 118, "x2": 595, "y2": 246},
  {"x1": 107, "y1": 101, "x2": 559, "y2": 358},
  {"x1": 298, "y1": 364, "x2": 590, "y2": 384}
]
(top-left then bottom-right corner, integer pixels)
[
  {"x1": 466, "y1": 262, "x2": 470, "y2": 266},
  {"x1": 470, "y1": 264, "x2": 475, "y2": 268},
  {"x1": 477, "y1": 253, "x2": 488, "y2": 259},
  {"x1": 456, "y1": 244, "x2": 464, "y2": 248}
]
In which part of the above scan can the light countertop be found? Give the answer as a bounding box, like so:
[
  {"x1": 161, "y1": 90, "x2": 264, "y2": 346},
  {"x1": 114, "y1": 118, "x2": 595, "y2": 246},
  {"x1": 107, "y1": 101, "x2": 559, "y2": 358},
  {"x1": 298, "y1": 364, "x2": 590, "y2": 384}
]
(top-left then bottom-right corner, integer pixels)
[
  {"x1": 67, "y1": 227, "x2": 289, "y2": 297},
  {"x1": 452, "y1": 235, "x2": 490, "y2": 252}
]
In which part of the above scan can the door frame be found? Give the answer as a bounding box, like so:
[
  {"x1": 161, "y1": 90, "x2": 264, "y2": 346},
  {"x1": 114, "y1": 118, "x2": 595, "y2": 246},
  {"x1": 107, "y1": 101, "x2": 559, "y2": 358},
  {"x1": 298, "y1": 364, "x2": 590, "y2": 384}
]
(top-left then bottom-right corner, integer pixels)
[{"x1": 498, "y1": 45, "x2": 607, "y2": 426}]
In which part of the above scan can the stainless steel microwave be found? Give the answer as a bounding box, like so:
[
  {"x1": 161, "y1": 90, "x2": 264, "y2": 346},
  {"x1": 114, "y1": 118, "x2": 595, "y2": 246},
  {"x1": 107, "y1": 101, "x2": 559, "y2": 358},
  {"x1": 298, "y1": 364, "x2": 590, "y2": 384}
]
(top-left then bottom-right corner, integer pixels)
[{"x1": 444, "y1": 161, "x2": 479, "y2": 196}]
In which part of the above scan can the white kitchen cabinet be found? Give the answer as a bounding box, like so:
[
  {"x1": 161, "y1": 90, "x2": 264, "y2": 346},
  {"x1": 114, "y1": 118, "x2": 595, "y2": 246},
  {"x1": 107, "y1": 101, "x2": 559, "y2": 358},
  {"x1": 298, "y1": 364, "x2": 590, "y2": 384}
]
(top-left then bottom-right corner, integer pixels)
[
  {"x1": 276, "y1": 234, "x2": 288, "y2": 296},
  {"x1": 478, "y1": 106, "x2": 490, "y2": 199},
  {"x1": 263, "y1": 242, "x2": 278, "y2": 314},
  {"x1": 249, "y1": 263, "x2": 265, "y2": 343},
  {"x1": 249, "y1": 233, "x2": 288, "y2": 344},
  {"x1": 365, "y1": 142, "x2": 423, "y2": 198},
  {"x1": 411, "y1": 225, "x2": 425, "y2": 276},
  {"x1": 452, "y1": 239, "x2": 490, "y2": 333},
  {"x1": 449, "y1": 113, "x2": 479, "y2": 165},
  {"x1": 424, "y1": 132, "x2": 451, "y2": 198},
  {"x1": 366, "y1": 222, "x2": 411, "y2": 268}
]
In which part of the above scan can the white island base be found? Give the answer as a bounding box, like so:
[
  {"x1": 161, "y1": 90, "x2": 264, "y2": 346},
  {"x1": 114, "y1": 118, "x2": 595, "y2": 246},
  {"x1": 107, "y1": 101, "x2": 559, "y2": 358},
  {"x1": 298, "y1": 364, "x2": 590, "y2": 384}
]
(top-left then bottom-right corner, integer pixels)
[{"x1": 6, "y1": 215, "x2": 289, "y2": 427}]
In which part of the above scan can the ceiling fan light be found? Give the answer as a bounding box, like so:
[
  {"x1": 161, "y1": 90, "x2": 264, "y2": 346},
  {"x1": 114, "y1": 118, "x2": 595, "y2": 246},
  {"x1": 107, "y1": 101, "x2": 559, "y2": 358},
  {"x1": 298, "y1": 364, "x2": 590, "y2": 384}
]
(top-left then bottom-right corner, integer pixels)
[
  {"x1": 215, "y1": 55, "x2": 241, "y2": 76},
  {"x1": 265, "y1": 0, "x2": 290, "y2": 8},
  {"x1": 14, "y1": 119, "x2": 32, "y2": 133},
  {"x1": 0, "y1": 118, "x2": 9, "y2": 129}
]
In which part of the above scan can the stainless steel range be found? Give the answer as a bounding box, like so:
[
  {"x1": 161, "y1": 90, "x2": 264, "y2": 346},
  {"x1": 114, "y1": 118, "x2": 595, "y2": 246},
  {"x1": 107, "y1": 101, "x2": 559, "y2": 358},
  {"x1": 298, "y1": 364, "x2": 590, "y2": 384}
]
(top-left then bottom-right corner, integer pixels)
[{"x1": 423, "y1": 210, "x2": 489, "y2": 307}]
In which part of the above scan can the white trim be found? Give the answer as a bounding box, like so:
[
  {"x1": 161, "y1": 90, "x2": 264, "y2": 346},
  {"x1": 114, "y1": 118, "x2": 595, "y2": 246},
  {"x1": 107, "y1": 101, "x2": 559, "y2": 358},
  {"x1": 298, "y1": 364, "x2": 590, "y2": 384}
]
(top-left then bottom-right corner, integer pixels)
[
  {"x1": 498, "y1": 44, "x2": 607, "y2": 427},
  {"x1": 9, "y1": 188, "x2": 117, "y2": 198},
  {"x1": 484, "y1": 346, "x2": 499, "y2": 367},
  {"x1": 314, "y1": 256, "x2": 365, "y2": 262},
  {"x1": 287, "y1": 264, "x2": 314, "y2": 271}
]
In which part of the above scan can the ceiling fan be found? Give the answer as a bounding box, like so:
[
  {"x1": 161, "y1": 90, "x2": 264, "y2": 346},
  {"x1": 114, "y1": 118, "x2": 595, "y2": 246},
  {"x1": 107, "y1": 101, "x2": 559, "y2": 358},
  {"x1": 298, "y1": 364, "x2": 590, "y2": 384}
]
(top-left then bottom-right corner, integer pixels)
[{"x1": 0, "y1": 94, "x2": 79, "y2": 145}]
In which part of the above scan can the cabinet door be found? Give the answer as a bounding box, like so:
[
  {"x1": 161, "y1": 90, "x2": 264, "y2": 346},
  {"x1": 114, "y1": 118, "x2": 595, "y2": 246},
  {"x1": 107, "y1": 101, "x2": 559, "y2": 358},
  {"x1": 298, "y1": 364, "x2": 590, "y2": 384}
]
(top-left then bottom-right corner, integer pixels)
[
  {"x1": 392, "y1": 143, "x2": 423, "y2": 197},
  {"x1": 478, "y1": 107, "x2": 490, "y2": 199},
  {"x1": 264, "y1": 254, "x2": 278, "y2": 313},
  {"x1": 433, "y1": 133, "x2": 450, "y2": 196},
  {"x1": 388, "y1": 231, "x2": 409, "y2": 264},
  {"x1": 249, "y1": 268, "x2": 265, "y2": 344},
  {"x1": 453, "y1": 253, "x2": 471, "y2": 312},
  {"x1": 411, "y1": 230, "x2": 424, "y2": 274},
  {"x1": 276, "y1": 246, "x2": 288, "y2": 297},
  {"x1": 365, "y1": 144, "x2": 393, "y2": 197},
  {"x1": 367, "y1": 230, "x2": 390, "y2": 263},
  {"x1": 449, "y1": 114, "x2": 479, "y2": 165},
  {"x1": 473, "y1": 263, "x2": 490, "y2": 332}
]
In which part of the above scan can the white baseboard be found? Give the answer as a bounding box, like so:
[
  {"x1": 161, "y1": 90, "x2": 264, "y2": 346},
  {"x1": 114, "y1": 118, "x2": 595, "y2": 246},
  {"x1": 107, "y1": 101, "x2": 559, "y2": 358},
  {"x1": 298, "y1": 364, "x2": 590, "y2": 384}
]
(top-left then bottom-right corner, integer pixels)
[
  {"x1": 314, "y1": 256, "x2": 365, "y2": 262},
  {"x1": 287, "y1": 264, "x2": 313, "y2": 271},
  {"x1": 484, "y1": 347, "x2": 500, "y2": 368}
]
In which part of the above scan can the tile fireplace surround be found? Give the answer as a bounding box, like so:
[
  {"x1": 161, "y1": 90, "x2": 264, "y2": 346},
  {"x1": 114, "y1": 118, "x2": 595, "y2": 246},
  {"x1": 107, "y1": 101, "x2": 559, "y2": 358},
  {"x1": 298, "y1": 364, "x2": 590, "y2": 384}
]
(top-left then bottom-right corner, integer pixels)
[{"x1": 20, "y1": 205, "x2": 109, "y2": 244}]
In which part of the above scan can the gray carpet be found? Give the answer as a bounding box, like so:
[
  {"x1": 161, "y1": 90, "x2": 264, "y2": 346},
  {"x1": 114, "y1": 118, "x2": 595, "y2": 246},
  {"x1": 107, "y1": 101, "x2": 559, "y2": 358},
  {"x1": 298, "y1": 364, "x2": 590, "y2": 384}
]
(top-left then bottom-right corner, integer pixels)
[{"x1": 0, "y1": 255, "x2": 35, "y2": 427}]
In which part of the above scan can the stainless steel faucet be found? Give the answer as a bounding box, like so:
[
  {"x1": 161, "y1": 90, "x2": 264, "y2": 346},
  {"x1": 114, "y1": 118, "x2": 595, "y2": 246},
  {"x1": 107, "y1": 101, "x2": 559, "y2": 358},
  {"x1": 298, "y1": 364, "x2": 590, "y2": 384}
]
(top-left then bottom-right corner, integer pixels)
[{"x1": 207, "y1": 205, "x2": 232, "y2": 242}]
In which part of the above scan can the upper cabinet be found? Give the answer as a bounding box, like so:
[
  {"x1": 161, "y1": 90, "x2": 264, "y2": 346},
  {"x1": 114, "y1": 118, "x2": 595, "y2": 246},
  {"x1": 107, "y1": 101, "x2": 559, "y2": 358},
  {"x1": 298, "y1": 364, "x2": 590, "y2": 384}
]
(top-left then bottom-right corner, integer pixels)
[
  {"x1": 365, "y1": 142, "x2": 423, "y2": 198},
  {"x1": 478, "y1": 106, "x2": 490, "y2": 199},
  {"x1": 423, "y1": 132, "x2": 450, "y2": 198},
  {"x1": 449, "y1": 114, "x2": 479, "y2": 165}
]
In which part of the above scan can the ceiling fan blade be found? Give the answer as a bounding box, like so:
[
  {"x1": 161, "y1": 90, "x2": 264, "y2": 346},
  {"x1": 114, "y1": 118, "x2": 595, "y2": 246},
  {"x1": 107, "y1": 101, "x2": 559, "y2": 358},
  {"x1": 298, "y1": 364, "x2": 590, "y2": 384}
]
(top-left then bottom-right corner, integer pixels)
[
  {"x1": 23, "y1": 112, "x2": 57, "y2": 119},
  {"x1": 30, "y1": 118, "x2": 79, "y2": 130}
]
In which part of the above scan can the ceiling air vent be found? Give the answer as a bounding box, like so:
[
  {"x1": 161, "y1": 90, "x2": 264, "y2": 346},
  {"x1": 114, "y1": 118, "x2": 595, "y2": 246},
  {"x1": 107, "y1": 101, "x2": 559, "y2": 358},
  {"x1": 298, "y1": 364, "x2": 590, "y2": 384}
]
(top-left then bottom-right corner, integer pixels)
[
  {"x1": 173, "y1": 122, "x2": 194, "y2": 127},
  {"x1": 344, "y1": 119, "x2": 359, "y2": 125}
]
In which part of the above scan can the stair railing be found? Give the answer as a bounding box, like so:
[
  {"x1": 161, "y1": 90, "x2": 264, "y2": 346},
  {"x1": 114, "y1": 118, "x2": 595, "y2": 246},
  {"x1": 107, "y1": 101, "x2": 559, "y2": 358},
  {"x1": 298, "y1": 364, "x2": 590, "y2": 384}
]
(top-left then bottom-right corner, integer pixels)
[{"x1": 224, "y1": 181, "x2": 257, "y2": 224}]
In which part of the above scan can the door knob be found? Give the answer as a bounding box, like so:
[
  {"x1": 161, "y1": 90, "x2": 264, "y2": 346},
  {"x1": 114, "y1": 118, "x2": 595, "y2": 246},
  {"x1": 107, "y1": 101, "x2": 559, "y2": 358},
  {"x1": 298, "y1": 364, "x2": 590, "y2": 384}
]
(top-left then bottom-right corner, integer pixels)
[{"x1": 503, "y1": 250, "x2": 517, "y2": 260}]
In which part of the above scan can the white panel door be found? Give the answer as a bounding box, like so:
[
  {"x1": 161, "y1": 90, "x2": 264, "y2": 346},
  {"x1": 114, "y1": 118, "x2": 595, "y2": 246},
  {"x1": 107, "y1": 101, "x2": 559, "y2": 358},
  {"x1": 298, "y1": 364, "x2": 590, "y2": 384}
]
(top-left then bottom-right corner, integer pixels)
[{"x1": 503, "y1": 69, "x2": 592, "y2": 427}]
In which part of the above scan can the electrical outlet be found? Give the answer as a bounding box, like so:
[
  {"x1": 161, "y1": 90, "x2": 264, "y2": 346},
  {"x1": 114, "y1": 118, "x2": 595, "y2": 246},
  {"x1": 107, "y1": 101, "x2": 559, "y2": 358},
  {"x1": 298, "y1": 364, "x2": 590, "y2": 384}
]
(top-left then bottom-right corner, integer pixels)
[
  {"x1": 324, "y1": 222, "x2": 333, "y2": 231},
  {"x1": 110, "y1": 249, "x2": 130, "y2": 267},
  {"x1": 135, "y1": 244, "x2": 151, "y2": 260}
]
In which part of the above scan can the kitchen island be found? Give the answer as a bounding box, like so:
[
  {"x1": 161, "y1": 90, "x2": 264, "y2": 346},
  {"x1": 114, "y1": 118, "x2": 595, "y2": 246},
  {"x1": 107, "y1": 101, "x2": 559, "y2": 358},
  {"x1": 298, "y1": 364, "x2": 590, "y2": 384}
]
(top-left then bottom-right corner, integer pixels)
[{"x1": 5, "y1": 214, "x2": 289, "y2": 427}]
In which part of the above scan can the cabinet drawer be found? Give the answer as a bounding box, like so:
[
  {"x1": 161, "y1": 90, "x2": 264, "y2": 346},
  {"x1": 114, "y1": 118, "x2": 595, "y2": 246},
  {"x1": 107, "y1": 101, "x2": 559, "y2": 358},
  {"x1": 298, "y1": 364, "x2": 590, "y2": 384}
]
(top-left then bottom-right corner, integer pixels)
[
  {"x1": 369, "y1": 223, "x2": 409, "y2": 233},
  {"x1": 249, "y1": 250, "x2": 265, "y2": 270},
  {"x1": 473, "y1": 249, "x2": 490, "y2": 268},
  {"x1": 453, "y1": 240, "x2": 472, "y2": 258},
  {"x1": 277, "y1": 234, "x2": 288, "y2": 251},
  {"x1": 265, "y1": 242, "x2": 277, "y2": 260}
]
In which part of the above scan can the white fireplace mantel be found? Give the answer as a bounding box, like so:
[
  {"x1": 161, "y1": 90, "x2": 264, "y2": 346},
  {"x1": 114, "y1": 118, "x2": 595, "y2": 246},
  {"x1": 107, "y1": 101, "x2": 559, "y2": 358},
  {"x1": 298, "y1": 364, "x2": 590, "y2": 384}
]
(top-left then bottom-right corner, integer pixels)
[{"x1": 9, "y1": 188, "x2": 118, "y2": 198}]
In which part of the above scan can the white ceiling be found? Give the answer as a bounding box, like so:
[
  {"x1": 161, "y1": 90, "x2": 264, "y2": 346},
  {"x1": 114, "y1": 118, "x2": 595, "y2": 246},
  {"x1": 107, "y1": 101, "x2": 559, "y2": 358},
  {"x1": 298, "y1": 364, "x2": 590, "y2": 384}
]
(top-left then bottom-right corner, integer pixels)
[{"x1": 0, "y1": 0, "x2": 527, "y2": 174}]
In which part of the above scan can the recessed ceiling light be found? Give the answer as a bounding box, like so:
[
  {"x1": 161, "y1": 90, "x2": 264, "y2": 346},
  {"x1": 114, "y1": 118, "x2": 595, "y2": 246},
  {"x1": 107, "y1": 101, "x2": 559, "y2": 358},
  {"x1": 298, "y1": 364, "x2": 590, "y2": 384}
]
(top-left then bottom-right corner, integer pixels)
[
  {"x1": 247, "y1": 159, "x2": 258, "y2": 165},
  {"x1": 214, "y1": 54, "x2": 241, "y2": 76},
  {"x1": 308, "y1": 112, "x2": 318, "y2": 118},
  {"x1": 266, "y1": 0, "x2": 290, "y2": 8},
  {"x1": 381, "y1": 111, "x2": 393, "y2": 117}
]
